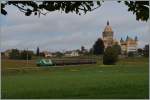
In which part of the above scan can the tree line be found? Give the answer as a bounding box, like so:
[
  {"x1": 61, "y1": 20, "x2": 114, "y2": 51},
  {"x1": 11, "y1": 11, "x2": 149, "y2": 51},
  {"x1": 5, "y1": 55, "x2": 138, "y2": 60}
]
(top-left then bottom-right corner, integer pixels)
[
  {"x1": 3, "y1": 39, "x2": 149, "y2": 65},
  {"x1": 8, "y1": 49, "x2": 33, "y2": 60}
]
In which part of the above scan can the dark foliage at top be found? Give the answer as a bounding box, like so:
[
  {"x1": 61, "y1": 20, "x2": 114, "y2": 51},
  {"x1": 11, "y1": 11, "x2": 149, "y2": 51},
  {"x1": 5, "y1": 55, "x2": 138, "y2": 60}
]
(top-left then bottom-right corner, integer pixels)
[
  {"x1": 1, "y1": 1, "x2": 149, "y2": 21},
  {"x1": 1, "y1": 1, "x2": 102, "y2": 16},
  {"x1": 123, "y1": 1, "x2": 149, "y2": 21}
]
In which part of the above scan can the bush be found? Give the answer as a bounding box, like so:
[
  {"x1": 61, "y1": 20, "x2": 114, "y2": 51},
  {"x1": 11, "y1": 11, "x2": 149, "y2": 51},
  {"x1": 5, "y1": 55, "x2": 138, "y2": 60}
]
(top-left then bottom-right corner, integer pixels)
[
  {"x1": 128, "y1": 52, "x2": 135, "y2": 57},
  {"x1": 20, "y1": 50, "x2": 32, "y2": 60},
  {"x1": 103, "y1": 47, "x2": 118, "y2": 65},
  {"x1": 55, "y1": 52, "x2": 63, "y2": 57},
  {"x1": 9, "y1": 49, "x2": 20, "y2": 59},
  {"x1": 112, "y1": 44, "x2": 121, "y2": 55},
  {"x1": 9, "y1": 49, "x2": 33, "y2": 60},
  {"x1": 137, "y1": 48, "x2": 143, "y2": 56},
  {"x1": 143, "y1": 44, "x2": 149, "y2": 57}
]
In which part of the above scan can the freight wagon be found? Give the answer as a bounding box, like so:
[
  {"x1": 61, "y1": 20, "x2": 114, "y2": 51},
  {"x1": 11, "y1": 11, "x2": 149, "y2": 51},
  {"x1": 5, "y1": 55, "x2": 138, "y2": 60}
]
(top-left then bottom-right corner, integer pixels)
[{"x1": 36, "y1": 59, "x2": 96, "y2": 66}]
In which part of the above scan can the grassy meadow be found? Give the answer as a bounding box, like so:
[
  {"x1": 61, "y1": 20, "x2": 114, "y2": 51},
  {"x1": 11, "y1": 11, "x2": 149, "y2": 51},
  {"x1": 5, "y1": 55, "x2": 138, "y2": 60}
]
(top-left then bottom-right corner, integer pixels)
[{"x1": 1, "y1": 57, "x2": 149, "y2": 99}]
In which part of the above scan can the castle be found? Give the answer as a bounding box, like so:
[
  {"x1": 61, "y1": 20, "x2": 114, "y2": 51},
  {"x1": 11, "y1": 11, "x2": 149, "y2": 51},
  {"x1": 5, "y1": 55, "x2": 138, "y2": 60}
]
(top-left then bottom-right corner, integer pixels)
[{"x1": 102, "y1": 21, "x2": 138, "y2": 54}]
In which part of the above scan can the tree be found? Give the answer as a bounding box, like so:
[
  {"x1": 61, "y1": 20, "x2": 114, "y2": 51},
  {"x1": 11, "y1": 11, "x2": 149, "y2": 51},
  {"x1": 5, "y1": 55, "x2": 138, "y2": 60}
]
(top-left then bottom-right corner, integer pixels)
[
  {"x1": 9, "y1": 49, "x2": 20, "y2": 59},
  {"x1": 20, "y1": 50, "x2": 33, "y2": 60},
  {"x1": 93, "y1": 38, "x2": 104, "y2": 55},
  {"x1": 112, "y1": 44, "x2": 121, "y2": 55},
  {"x1": 1, "y1": 1, "x2": 102, "y2": 16},
  {"x1": 137, "y1": 48, "x2": 143, "y2": 56},
  {"x1": 55, "y1": 51, "x2": 63, "y2": 57},
  {"x1": 81, "y1": 46, "x2": 85, "y2": 52},
  {"x1": 36, "y1": 46, "x2": 40, "y2": 56},
  {"x1": 80, "y1": 46, "x2": 88, "y2": 55},
  {"x1": 103, "y1": 47, "x2": 118, "y2": 65},
  {"x1": 1, "y1": 1, "x2": 149, "y2": 21},
  {"x1": 128, "y1": 52, "x2": 135, "y2": 57},
  {"x1": 39, "y1": 52, "x2": 45, "y2": 57},
  {"x1": 122, "y1": 1, "x2": 149, "y2": 21},
  {"x1": 143, "y1": 44, "x2": 149, "y2": 57}
]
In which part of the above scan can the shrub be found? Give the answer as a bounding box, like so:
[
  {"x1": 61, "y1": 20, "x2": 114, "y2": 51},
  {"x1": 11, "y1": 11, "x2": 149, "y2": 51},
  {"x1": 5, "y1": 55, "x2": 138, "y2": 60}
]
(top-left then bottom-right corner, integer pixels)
[
  {"x1": 112, "y1": 44, "x2": 121, "y2": 55},
  {"x1": 103, "y1": 47, "x2": 118, "y2": 65},
  {"x1": 9, "y1": 49, "x2": 20, "y2": 59},
  {"x1": 128, "y1": 52, "x2": 135, "y2": 57},
  {"x1": 137, "y1": 48, "x2": 143, "y2": 56},
  {"x1": 143, "y1": 44, "x2": 149, "y2": 57},
  {"x1": 55, "y1": 52, "x2": 63, "y2": 57},
  {"x1": 20, "y1": 50, "x2": 32, "y2": 60},
  {"x1": 9, "y1": 49, "x2": 33, "y2": 60}
]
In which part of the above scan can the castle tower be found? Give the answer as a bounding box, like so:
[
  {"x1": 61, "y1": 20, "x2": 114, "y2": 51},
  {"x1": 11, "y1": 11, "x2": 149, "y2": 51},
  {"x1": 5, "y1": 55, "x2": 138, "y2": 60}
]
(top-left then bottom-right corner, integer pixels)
[
  {"x1": 120, "y1": 36, "x2": 138, "y2": 54},
  {"x1": 120, "y1": 38, "x2": 124, "y2": 42},
  {"x1": 135, "y1": 36, "x2": 138, "y2": 41},
  {"x1": 102, "y1": 21, "x2": 114, "y2": 48}
]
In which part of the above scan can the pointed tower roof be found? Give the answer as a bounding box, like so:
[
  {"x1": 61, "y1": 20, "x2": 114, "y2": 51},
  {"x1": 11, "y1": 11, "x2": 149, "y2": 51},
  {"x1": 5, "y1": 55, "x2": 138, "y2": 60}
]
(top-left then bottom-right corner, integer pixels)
[
  {"x1": 126, "y1": 35, "x2": 129, "y2": 41},
  {"x1": 107, "y1": 20, "x2": 109, "y2": 25},
  {"x1": 120, "y1": 37, "x2": 124, "y2": 42},
  {"x1": 103, "y1": 21, "x2": 113, "y2": 32},
  {"x1": 135, "y1": 36, "x2": 138, "y2": 41}
]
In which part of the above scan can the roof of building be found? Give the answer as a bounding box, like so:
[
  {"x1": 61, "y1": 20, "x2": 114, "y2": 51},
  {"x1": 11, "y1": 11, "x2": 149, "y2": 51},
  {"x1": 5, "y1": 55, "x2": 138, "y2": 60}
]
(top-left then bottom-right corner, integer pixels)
[{"x1": 103, "y1": 21, "x2": 113, "y2": 33}]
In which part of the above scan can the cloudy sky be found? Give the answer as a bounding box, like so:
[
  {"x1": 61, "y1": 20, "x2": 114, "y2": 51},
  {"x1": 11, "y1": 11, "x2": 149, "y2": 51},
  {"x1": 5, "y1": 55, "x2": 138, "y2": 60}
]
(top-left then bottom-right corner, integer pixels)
[{"x1": 0, "y1": 1, "x2": 149, "y2": 52}]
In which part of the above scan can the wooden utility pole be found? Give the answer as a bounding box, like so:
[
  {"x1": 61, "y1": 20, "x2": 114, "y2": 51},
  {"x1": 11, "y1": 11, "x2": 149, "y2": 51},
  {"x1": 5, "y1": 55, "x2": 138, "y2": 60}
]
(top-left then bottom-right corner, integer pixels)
[{"x1": 27, "y1": 48, "x2": 28, "y2": 65}]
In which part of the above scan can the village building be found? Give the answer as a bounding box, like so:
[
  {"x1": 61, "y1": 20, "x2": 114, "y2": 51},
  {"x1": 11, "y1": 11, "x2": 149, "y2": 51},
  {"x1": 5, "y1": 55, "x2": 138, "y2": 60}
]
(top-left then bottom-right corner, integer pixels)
[
  {"x1": 3, "y1": 49, "x2": 12, "y2": 57},
  {"x1": 64, "y1": 50, "x2": 79, "y2": 57},
  {"x1": 42, "y1": 51, "x2": 53, "y2": 58}
]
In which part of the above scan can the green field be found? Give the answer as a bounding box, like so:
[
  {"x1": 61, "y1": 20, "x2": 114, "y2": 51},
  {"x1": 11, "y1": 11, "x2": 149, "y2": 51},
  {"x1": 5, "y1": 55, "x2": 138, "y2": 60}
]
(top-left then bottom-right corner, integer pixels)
[{"x1": 1, "y1": 57, "x2": 149, "y2": 99}]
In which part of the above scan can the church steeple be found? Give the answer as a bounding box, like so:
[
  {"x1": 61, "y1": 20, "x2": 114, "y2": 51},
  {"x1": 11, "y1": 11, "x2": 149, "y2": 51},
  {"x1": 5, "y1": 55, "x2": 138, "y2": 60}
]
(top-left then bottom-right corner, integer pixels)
[
  {"x1": 120, "y1": 37, "x2": 124, "y2": 42},
  {"x1": 107, "y1": 21, "x2": 109, "y2": 25},
  {"x1": 135, "y1": 36, "x2": 138, "y2": 41},
  {"x1": 126, "y1": 35, "x2": 129, "y2": 41},
  {"x1": 103, "y1": 20, "x2": 113, "y2": 34}
]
